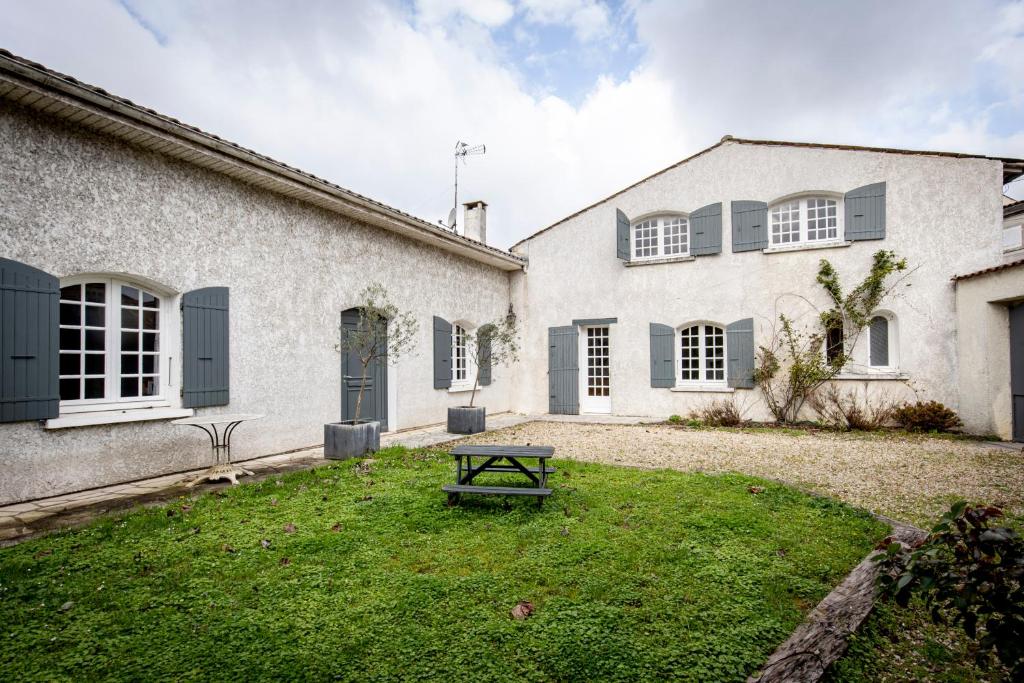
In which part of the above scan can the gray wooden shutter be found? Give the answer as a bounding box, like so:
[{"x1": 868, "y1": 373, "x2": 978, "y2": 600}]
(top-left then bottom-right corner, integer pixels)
[
  {"x1": 869, "y1": 316, "x2": 889, "y2": 366},
  {"x1": 478, "y1": 324, "x2": 492, "y2": 386},
  {"x1": 182, "y1": 287, "x2": 230, "y2": 408},
  {"x1": 548, "y1": 326, "x2": 579, "y2": 414},
  {"x1": 432, "y1": 316, "x2": 452, "y2": 389},
  {"x1": 731, "y1": 201, "x2": 769, "y2": 252},
  {"x1": 845, "y1": 182, "x2": 886, "y2": 240},
  {"x1": 726, "y1": 318, "x2": 755, "y2": 389},
  {"x1": 616, "y1": 209, "x2": 631, "y2": 261},
  {"x1": 689, "y1": 203, "x2": 722, "y2": 256},
  {"x1": 649, "y1": 323, "x2": 675, "y2": 388},
  {"x1": 0, "y1": 258, "x2": 59, "y2": 422}
]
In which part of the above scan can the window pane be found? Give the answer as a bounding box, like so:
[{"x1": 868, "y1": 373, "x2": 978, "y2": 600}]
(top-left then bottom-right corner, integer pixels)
[
  {"x1": 663, "y1": 217, "x2": 689, "y2": 255},
  {"x1": 84, "y1": 378, "x2": 105, "y2": 399},
  {"x1": 807, "y1": 198, "x2": 837, "y2": 241},
  {"x1": 121, "y1": 286, "x2": 139, "y2": 307},
  {"x1": 142, "y1": 309, "x2": 159, "y2": 330},
  {"x1": 142, "y1": 291, "x2": 159, "y2": 309},
  {"x1": 771, "y1": 201, "x2": 800, "y2": 244},
  {"x1": 85, "y1": 283, "x2": 106, "y2": 303},
  {"x1": 680, "y1": 325, "x2": 700, "y2": 380},
  {"x1": 142, "y1": 376, "x2": 160, "y2": 397},
  {"x1": 143, "y1": 331, "x2": 159, "y2": 352},
  {"x1": 704, "y1": 326, "x2": 725, "y2": 381},
  {"x1": 120, "y1": 377, "x2": 139, "y2": 398},
  {"x1": 122, "y1": 332, "x2": 139, "y2": 352},
  {"x1": 826, "y1": 326, "x2": 844, "y2": 365},
  {"x1": 142, "y1": 354, "x2": 158, "y2": 374},
  {"x1": 59, "y1": 378, "x2": 80, "y2": 401},
  {"x1": 60, "y1": 303, "x2": 80, "y2": 326},
  {"x1": 84, "y1": 305, "x2": 105, "y2": 327},
  {"x1": 60, "y1": 284, "x2": 81, "y2": 301},
  {"x1": 60, "y1": 327, "x2": 80, "y2": 351},
  {"x1": 59, "y1": 353, "x2": 79, "y2": 376},
  {"x1": 121, "y1": 354, "x2": 139, "y2": 374},
  {"x1": 85, "y1": 329, "x2": 105, "y2": 351},
  {"x1": 121, "y1": 308, "x2": 139, "y2": 329},
  {"x1": 84, "y1": 353, "x2": 105, "y2": 375},
  {"x1": 633, "y1": 219, "x2": 659, "y2": 258}
]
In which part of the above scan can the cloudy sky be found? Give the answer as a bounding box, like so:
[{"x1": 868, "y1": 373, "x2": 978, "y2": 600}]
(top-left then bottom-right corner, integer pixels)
[{"x1": 3, "y1": 0, "x2": 1024, "y2": 247}]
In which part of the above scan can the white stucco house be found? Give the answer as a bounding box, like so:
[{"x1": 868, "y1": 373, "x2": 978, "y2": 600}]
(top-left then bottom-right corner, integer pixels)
[{"x1": 2, "y1": 49, "x2": 1023, "y2": 505}]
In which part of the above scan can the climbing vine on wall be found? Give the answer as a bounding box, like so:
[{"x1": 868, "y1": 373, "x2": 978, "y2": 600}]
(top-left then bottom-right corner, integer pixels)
[{"x1": 754, "y1": 250, "x2": 909, "y2": 423}]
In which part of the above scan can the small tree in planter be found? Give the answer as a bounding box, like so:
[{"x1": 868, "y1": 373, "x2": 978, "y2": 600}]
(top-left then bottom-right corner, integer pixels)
[
  {"x1": 447, "y1": 314, "x2": 519, "y2": 434},
  {"x1": 325, "y1": 283, "x2": 418, "y2": 459}
]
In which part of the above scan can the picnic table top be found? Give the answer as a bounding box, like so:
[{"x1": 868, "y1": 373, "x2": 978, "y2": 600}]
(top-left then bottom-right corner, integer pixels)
[{"x1": 450, "y1": 445, "x2": 555, "y2": 457}]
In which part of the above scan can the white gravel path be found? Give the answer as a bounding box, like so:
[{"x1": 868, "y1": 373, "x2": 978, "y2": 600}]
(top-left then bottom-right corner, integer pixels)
[{"x1": 460, "y1": 422, "x2": 1024, "y2": 526}]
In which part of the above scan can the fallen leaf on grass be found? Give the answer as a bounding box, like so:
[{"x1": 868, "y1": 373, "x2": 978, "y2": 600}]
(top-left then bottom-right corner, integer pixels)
[
  {"x1": 33, "y1": 549, "x2": 52, "y2": 559},
  {"x1": 270, "y1": 498, "x2": 279, "y2": 507},
  {"x1": 511, "y1": 601, "x2": 534, "y2": 620},
  {"x1": 260, "y1": 539, "x2": 271, "y2": 549},
  {"x1": 748, "y1": 486, "x2": 765, "y2": 494},
  {"x1": 330, "y1": 523, "x2": 343, "y2": 532},
  {"x1": 283, "y1": 523, "x2": 296, "y2": 534},
  {"x1": 222, "y1": 544, "x2": 236, "y2": 553},
  {"x1": 279, "y1": 557, "x2": 291, "y2": 566},
  {"x1": 59, "y1": 601, "x2": 74, "y2": 613}
]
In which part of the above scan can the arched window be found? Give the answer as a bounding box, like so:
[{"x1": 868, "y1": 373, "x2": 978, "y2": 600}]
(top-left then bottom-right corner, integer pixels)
[
  {"x1": 451, "y1": 321, "x2": 477, "y2": 387},
  {"x1": 679, "y1": 322, "x2": 726, "y2": 384},
  {"x1": 769, "y1": 196, "x2": 841, "y2": 246},
  {"x1": 867, "y1": 313, "x2": 896, "y2": 369},
  {"x1": 59, "y1": 277, "x2": 167, "y2": 404},
  {"x1": 632, "y1": 214, "x2": 688, "y2": 260}
]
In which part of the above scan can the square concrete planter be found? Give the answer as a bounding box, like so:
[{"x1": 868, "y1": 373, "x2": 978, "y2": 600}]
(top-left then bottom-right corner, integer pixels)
[
  {"x1": 447, "y1": 406, "x2": 486, "y2": 435},
  {"x1": 324, "y1": 420, "x2": 380, "y2": 460}
]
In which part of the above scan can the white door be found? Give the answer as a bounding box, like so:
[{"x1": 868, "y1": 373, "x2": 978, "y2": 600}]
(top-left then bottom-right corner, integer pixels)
[{"x1": 579, "y1": 325, "x2": 611, "y2": 414}]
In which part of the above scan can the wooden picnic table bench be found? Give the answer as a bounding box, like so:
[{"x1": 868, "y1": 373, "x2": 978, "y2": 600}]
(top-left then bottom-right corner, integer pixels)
[{"x1": 443, "y1": 445, "x2": 555, "y2": 507}]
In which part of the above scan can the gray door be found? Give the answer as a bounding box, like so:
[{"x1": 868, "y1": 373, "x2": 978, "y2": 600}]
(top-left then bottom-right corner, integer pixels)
[
  {"x1": 548, "y1": 326, "x2": 579, "y2": 415},
  {"x1": 340, "y1": 308, "x2": 388, "y2": 430},
  {"x1": 1011, "y1": 302, "x2": 1024, "y2": 442}
]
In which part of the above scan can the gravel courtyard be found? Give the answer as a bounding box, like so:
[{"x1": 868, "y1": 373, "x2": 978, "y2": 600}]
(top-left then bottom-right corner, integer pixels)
[{"x1": 461, "y1": 421, "x2": 1024, "y2": 526}]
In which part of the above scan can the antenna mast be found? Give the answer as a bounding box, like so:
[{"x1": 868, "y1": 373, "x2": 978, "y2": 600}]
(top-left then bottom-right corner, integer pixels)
[{"x1": 449, "y1": 140, "x2": 485, "y2": 232}]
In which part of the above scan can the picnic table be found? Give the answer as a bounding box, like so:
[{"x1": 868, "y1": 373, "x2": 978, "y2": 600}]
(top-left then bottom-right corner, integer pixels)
[{"x1": 443, "y1": 445, "x2": 555, "y2": 507}]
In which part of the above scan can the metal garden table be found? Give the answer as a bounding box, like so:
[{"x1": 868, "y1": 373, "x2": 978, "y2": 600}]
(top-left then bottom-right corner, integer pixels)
[
  {"x1": 171, "y1": 413, "x2": 265, "y2": 486},
  {"x1": 443, "y1": 445, "x2": 555, "y2": 507}
]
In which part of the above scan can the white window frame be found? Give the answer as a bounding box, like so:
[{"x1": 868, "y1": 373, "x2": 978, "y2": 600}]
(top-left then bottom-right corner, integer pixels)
[
  {"x1": 58, "y1": 275, "x2": 174, "y2": 414},
  {"x1": 451, "y1": 321, "x2": 477, "y2": 390},
  {"x1": 865, "y1": 311, "x2": 898, "y2": 371},
  {"x1": 632, "y1": 213, "x2": 690, "y2": 261},
  {"x1": 676, "y1": 321, "x2": 727, "y2": 387},
  {"x1": 768, "y1": 195, "x2": 844, "y2": 247}
]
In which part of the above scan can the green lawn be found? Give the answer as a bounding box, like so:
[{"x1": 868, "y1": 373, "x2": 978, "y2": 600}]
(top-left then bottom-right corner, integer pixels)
[{"x1": 0, "y1": 447, "x2": 886, "y2": 682}]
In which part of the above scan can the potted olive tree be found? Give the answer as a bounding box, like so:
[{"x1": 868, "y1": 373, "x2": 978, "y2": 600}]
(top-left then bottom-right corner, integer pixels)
[
  {"x1": 447, "y1": 314, "x2": 519, "y2": 434},
  {"x1": 326, "y1": 284, "x2": 418, "y2": 459}
]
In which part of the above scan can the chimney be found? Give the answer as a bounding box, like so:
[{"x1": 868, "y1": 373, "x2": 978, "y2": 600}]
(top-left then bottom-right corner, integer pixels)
[{"x1": 462, "y1": 200, "x2": 487, "y2": 243}]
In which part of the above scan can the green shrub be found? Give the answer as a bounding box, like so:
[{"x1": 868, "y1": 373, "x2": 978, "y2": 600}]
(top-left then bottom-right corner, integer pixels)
[
  {"x1": 875, "y1": 502, "x2": 1024, "y2": 677},
  {"x1": 667, "y1": 414, "x2": 683, "y2": 425},
  {"x1": 893, "y1": 401, "x2": 963, "y2": 433}
]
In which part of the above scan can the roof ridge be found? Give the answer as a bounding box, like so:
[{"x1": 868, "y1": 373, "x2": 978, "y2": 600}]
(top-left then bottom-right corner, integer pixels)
[
  {"x1": 0, "y1": 48, "x2": 524, "y2": 266},
  {"x1": 512, "y1": 136, "x2": 1024, "y2": 250}
]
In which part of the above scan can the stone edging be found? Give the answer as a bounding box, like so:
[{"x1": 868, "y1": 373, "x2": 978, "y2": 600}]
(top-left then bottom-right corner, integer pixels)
[{"x1": 747, "y1": 515, "x2": 927, "y2": 682}]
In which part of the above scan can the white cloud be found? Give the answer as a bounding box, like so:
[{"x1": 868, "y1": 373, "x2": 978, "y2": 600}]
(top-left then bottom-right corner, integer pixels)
[
  {"x1": 519, "y1": 0, "x2": 613, "y2": 41},
  {"x1": 0, "y1": 0, "x2": 1022, "y2": 253},
  {"x1": 415, "y1": 0, "x2": 515, "y2": 27}
]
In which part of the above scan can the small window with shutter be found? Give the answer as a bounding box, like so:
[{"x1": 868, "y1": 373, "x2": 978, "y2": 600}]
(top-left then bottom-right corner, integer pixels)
[{"x1": 868, "y1": 314, "x2": 895, "y2": 369}]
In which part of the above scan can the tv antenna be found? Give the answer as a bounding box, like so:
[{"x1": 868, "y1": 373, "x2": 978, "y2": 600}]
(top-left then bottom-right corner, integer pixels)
[{"x1": 440, "y1": 141, "x2": 485, "y2": 232}]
